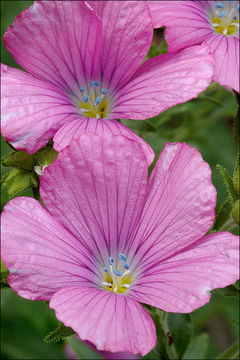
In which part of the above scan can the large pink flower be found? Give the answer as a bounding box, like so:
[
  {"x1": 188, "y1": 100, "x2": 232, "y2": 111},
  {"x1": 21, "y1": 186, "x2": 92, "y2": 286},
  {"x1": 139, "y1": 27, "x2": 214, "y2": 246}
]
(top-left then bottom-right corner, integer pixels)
[
  {"x1": 1, "y1": 132, "x2": 239, "y2": 355},
  {"x1": 148, "y1": 0, "x2": 239, "y2": 92},
  {"x1": 1, "y1": 1, "x2": 214, "y2": 155}
]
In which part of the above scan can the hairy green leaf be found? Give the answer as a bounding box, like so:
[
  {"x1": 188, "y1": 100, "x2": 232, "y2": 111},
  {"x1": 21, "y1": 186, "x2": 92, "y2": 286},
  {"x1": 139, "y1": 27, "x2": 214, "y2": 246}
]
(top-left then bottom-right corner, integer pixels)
[
  {"x1": 233, "y1": 154, "x2": 239, "y2": 194},
  {"x1": 65, "y1": 336, "x2": 102, "y2": 360},
  {"x1": 43, "y1": 323, "x2": 75, "y2": 343},
  {"x1": 1, "y1": 151, "x2": 35, "y2": 171},
  {"x1": 213, "y1": 197, "x2": 233, "y2": 231},
  {"x1": 216, "y1": 164, "x2": 238, "y2": 203}
]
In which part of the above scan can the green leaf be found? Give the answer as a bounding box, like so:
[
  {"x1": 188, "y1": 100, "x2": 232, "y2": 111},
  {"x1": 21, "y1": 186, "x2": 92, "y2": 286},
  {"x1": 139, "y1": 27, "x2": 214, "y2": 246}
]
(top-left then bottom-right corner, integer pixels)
[
  {"x1": 233, "y1": 153, "x2": 239, "y2": 194},
  {"x1": 167, "y1": 313, "x2": 192, "y2": 359},
  {"x1": 232, "y1": 93, "x2": 240, "y2": 144},
  {"x1": 1, "y1": 151, "x2": 35, "y2": 171},
  {"x1": 43, "y1": 323, "x2": 75, "y2": 343},
  {"x1": 232, "y1": 199, "x2": 239, "y2": 225},
  {"x1": 1, "y1": 270, "x2": 10, "y2": 289},
  {"x1": 65, "y1": 336, "x2": 102, "y2": 360},
  {"x1": 183, "y1": 333, "x2": 209, "y2": 359},
  {"x1": 218, "y1": 342, "x2": 239, "y2": 359},
  {"x1": 35, "y1": 147, "x2": 58, "y2": 168},
  {"x1": 216, "y1": 164, "x2": 238, "y2": 204}
]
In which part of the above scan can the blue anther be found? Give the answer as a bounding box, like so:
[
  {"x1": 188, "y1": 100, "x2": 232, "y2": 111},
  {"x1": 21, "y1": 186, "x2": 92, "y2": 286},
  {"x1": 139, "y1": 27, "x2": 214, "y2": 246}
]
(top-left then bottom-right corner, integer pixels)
[
  {"x1": 108, "y1": 257, "x2": 114, "y2": 265},
  {"x1": 119, "y1": 253, "x2": 127, "y2": 262},
  {"x1": 83, "y1": 94, "x2": 89, "y2": 103},
  {"x1": 95, "y1": 96, "x2": 102, "y2": 105},
  {"x1": 102, "y1": 89, "x2": 109, "y2": 94},
  {"x1": 91, "y1": 81, "x2": 99, "y2": 87},
  {"x1": 80, "y1": 87, "x2": 85, "y2": 92},
  {"x1": 233, "y1": 15, "x2": 238, "y2": 20},
  {"x1": 113, "y1": 269, "x2": 123, "y2": 276},
  {"x1": 215, "y1": 2, "x2": 224, "y2": 8},
  {"x1": 124, "y1": 263, "x2": 129, "y2": 270},
  {"x1": 218, "y1": 10, "x2": 227, "y2": 17},
  {"x1": 104, "y1": 267, "x2": 108, "y2": 272}
]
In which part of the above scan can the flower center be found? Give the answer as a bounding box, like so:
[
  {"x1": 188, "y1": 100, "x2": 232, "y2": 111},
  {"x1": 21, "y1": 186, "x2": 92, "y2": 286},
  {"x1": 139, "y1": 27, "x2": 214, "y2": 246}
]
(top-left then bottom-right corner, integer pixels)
[
  {"x1": 76, "y1": 81, "x2": 110, "y2": 119},
  {"x1": 101, "y1": 253, "x2": 133, "y2": 294},
  {"x1": 210, "y1": 1, "x2": 239, "y2": 35}
]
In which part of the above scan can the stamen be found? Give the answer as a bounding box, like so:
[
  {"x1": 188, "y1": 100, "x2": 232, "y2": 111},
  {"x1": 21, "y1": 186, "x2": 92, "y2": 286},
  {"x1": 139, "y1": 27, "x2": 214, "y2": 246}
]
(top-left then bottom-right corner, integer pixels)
[
  {"x1": 80, "y1": 87, "x2": 85, "y2": 92},
  {"x1": 215, "y1": 2, "x2": 224, "y2": 8},
  {"x1": 123, "y1": 270, "x2": 130, "y2": 276},
  {"x1": 91, "y1": 81, "x2": 99, "y2": 87},
  {"x1": 102, "y1": 281, "x2": 112, "y2": 287},
  {"x1": 108, "y1": 257, "x2": 114, "y2": 265},
  {"x1": 218, "y1": 10, "x2": 227, "y2": 17},
  {"x1": 113, "y1": 269, "x2": 123, "y2": 276},
  {"x1": 124, "y1": 263, "x2": 129, "y2": 270},
  {"x1": 103, "y1": 267, "x2": 108, "y2": 272},
  {"x1": 95, "y1": 96, "x2": 102, "y2": 105},
  {"x1": 83, "y1": 94, "x2": 89, "y2": 103},
  {"x1": 119, "y1": 253, "x2": 127, "y2": 262},
  {"x1": 102, "y1": 89, "x2": 109, "y2": 94}
]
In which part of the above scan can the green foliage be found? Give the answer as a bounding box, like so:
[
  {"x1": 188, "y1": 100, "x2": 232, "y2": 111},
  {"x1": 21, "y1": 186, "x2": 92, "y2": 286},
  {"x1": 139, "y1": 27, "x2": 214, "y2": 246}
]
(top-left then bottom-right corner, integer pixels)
[
  {"x1": 65, "y1": 336, "x2": 102, "y2": 360},
  {"x1": 43, "y1": 323, "x2": 75, "y2": 343},
  {"x1": 1, "y1": 168, "x2": 38, "y2": 198},
  {"x1": 183, "y1": 333, "x2": 209, "y2": 360},
  {"x1": 232, "y1": 199, "x2": 239, "y2": 225},
  {"x1": 232, "y1": 91, "x2": 240, "y2": 144},
  {"x1": 212, "y1": 285, "x2": 239, "y2": 299},
  {"x1": 167, "y1": 313, "x2": 192, "y2": 359},
  {"x1": 218, "y1": 342, "x2": 239, "y2": 359},
  {"x1": 1, "y1": 270, "x2": 10, "y2": 289}
]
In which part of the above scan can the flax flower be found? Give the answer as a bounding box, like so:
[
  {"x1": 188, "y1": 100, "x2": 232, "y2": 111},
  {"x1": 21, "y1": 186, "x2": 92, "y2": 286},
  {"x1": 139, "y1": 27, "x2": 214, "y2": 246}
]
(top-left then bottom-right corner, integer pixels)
[
  {"x1": 148, "y1": 0, "x2": 239, "y2": 92},
  {"x1": 1, "y1": 1, "x2": 214, "y2": 156},
  {"x1": 2, "y1": 132, "x2": 239, "y2": 355}
]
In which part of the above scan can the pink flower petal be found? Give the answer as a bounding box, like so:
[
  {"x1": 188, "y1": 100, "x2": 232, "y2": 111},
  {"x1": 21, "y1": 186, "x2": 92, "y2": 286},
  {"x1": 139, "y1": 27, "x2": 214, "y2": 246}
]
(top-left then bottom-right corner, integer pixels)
[
  {"x1": 86, "y1": 1, "x2": 153, "y2": 90},
  {"x1": 40, "y1": 133, "x2": 148, "y2": 260},
  {"x1": 1, "y1": 197, "x2": 96, "y2": 301},
  {"x1": 112, "y1": 45, "x2": 214, "y2": 120},
  {"x1": 130, "y1": 232, "x2": 239, "y2": 313},
  {"x1": 1, "y1": 64, "x2": 79, "y2": 153},
  {"x1": 3, "y1": 1, "x2": 101, "y2": 92},
  {"x1": 148, "y1": 1, "x2": 212, "y2": 52},
  {"x1": 204, "y1": 34, "x2": 239, "y2": 92},
  {"x1": 127, "y1": 142, "x2": 216, "y2": 265},
  {"x1": 50, "y1": 286, "x2": 156, "y2": 355},
  {"x1": 53, "y1": 117, "x2": 154, "y2": 165}
]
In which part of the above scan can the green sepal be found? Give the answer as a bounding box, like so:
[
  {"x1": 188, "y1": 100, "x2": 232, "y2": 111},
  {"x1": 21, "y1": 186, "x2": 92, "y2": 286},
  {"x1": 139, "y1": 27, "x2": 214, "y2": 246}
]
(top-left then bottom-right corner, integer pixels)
[
  {"x1": 1, "y1": 270, "x2": 10, "y2": 289},
  {"x1": 232, "y1": 199, "x2": 239, "y2": 224},
  {"x1": 216, "y1": 164, "x2": 238, "y2": 204},
  {"x1": 213, "y1": 197, "x2": 233, "y2": 231},
  {"x1": 35, "y1": 147, "x2": 58, "y2": 169},
  {"x1": 233, "y1": 153, "x2": 239, "y2": 194},
  {"x1": 43, "y1": 323, "x2": 75, "y2": 343},
  {"x1": 183, "y1": 333, "x2": 209, "y2": 360},
  {"x1": 166, "y1": 313, "x2": 192, "y2": 359},
  {"x1": 1, "y1": 168, "x2": 38, "y2": 198},
  {"x1": 1, "y1": 151, "x2": 35, "y2": 171},
  {"x1": 218, "y1": 341, "x2": 239, "y2": 360}
]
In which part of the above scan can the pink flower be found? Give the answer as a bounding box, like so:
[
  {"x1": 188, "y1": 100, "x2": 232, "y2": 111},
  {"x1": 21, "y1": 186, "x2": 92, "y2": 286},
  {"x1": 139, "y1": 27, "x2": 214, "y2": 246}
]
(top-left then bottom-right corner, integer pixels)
[
  {"x1": 1, "y1": 132, "x2": 239, "y2": 355},
  {"x1": 1, "y1": 1, "x2": 214, "y2": 155},
  {"x1": 148, "y1": 0, "x2": 239, "y2": 92}
]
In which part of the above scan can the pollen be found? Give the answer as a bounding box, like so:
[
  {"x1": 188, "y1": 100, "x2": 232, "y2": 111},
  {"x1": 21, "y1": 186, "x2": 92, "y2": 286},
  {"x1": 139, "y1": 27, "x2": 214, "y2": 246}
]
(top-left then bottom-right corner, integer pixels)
[
  {"x1": 77, "y1": 81, "x2": 110, "y2": 119},
  {"x1": 210, "y1": 1, "x2": 239, "y2": 35},
  {"x1": 101, "y1": 253, "x2": 133, "y2": 294}
]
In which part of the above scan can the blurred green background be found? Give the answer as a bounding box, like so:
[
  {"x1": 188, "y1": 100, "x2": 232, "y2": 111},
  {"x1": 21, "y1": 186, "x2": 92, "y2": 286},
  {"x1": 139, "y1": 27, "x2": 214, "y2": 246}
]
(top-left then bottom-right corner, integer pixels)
[{"x1": 1, "y1": 1, "x2": 239, "y2": 359}]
